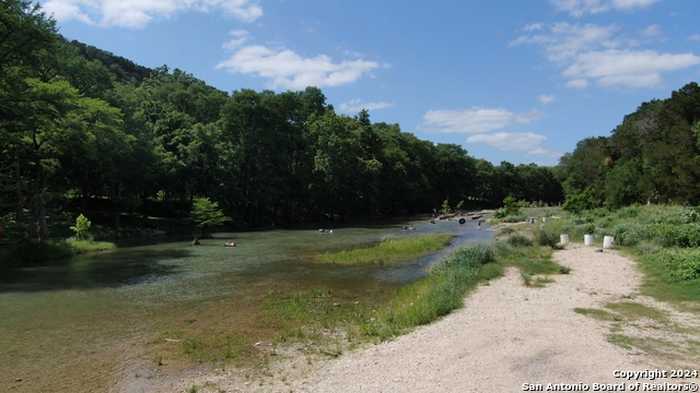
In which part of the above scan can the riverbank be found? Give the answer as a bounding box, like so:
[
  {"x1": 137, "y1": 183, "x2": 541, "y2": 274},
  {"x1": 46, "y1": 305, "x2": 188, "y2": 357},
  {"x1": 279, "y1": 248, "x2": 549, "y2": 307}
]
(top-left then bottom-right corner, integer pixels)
[
  {"x1": 164, "y1": 245, "x2": 699, "y2": 393},
  {"x1": 152, "y1": 205, "x2": 700, "y2": 392}
]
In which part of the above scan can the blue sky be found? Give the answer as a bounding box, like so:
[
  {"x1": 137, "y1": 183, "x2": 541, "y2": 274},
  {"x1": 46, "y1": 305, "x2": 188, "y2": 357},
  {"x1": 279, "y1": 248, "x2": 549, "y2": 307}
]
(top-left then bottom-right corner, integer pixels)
[{"x1": 42, "y1": 0, "x2": 700, "y2": 165}]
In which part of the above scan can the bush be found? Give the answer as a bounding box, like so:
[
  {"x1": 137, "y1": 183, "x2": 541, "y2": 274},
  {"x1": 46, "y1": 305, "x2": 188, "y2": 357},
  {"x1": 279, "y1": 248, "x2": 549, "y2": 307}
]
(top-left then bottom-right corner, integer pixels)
[
  {"x1": 651, "y1": 249, "x2": 700, "y2": 282},
  {"x1": 535, "y1": 227, "x2": 561, "y2": 248},
  {"x1": 70, "y1": 214, "x2": 92, "y2": 240},
  {"x1": 496, "y1": 196, "x2": 525, "y2": 219},
  {"x1": 680, "y1": 207, "x2": 700, "y2": 224},
  {"x1": 507, "y1": 234, "x2": 533, "y2": 247},
  {"x1": 444, "y1": 244, "x2": 494, "y2": 266},
  {"x1": 653, "y1": 224, "x2": 700, "y2": 248},
  {"x1": 611, "y1": 223, "x2": 646, "y2": 246},
  {"x1": 501, "y1": 212, "x2": 527, "y2": 223},
  {"x1": 563, "y1": 188, "x2": 599, "y2": 213},
  {"x1": 616, "y1": 205, "x2": 641, "y2": 219}
]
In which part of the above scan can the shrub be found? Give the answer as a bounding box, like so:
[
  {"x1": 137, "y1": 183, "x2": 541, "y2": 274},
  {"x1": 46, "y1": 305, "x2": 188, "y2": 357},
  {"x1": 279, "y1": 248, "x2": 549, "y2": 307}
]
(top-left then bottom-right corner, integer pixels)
[
  {"x1": 70, "y1": 214, "x2": 92, "y2": 240},
  {"x1": 653, "y1": 224, "x2": 700, "y2": 248},
  {"x1": 495, "y1": 196, "x2": 525, "y2": 219},
  {"x1": 535, "y1": 227, "x2": 560, "y2": 248},
  {"x1": 611, "y1": 223, "x2": 646, "y2": 246},
  {"x1": 616, "y1": 205, "x2": 641, "y2": 219},
  {"x1": 507, "y1": 234, "x2": 533, "y2": 247},
  {"x1": 445, "y1": 244, "x2": 494, "y2": 266},
  {"x1": 563, "y1": 188, "x2": 599, "y2": 213},
  {"x1": 501, "y1": 212, "x2": 527, "y2": 223},
  {"x1": 494, "y1": 208, "x2": 508, "y2": 219},
  {"x1": 680, "y1": 207, "x2": 700, "y2": 224},
  {"x1": 651, "y1": 249, "x2": 700, "y2": 282}
]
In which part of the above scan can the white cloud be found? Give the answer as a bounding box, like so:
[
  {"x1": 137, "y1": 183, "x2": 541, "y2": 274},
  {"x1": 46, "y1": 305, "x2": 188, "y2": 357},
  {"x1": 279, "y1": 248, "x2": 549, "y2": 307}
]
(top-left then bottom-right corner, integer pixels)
[
  {"x1": 42, "y1": 0, "x2": 94, "y2": 24},
  {"x1": 511, "y1": 22, "x2": 620, "y2": 62},
  {"x1": 550, "y1": 0, "x2": 658, "y2": 17},
  {"x1": 41, "y1": 0, "x2": 263, "y2": 28},
  {"x1": 641, "y1": 24, "x2": 662, "y2": 38},
  {"x1": 421, "y1": 107, "x2": 539, "y2": 134},
  {"x1": 466, "y1": 132, "x2": 561, "y2": 158},
  {"x1": 523, "y1": 22, "x2": 544, "y2": 32},
  {"x1": 538, "y1": 94, "x2": 555, "y2": 104},
  {"x1": 513, "y1": 22, "x2": 700, "y2": 89},
  {"x1": 566, "y1": 78, "x2": 589, "y2": 88},
  {"x1": 563, "y1": 49, "x2": 700, "y2": 88},
  {"x1": 339, "y1": 99, "x2": 393, "y2": 114},
  {"x1": 216, "y1": 45, "x2": 379, "y2": 90},
  {"x1": 223, "y1": 29, "x2": 250, "y2": 50}
]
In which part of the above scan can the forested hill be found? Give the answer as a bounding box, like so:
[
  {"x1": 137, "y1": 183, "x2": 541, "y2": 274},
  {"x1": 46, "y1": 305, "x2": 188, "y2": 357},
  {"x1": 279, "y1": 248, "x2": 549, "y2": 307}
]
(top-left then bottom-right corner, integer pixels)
[
  {"x1": 558, "y1": 82, "x2": 700, "y2": 211},
  {"x1": 65, "y1": 39, "x2": 153, "y2": 84},
  {"x1": 1, "y1": 1, "x2": 563, "y2": 242}
]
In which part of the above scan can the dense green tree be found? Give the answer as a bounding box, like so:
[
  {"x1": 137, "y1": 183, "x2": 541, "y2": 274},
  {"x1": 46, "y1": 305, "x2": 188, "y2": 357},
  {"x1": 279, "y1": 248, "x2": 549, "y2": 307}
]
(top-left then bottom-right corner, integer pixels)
[
  {"x1": 559, "y1": 82, "x2": 700, "y2": 208},
  {"x1": 0, "y1": 0, "x2": 567, "y2": 247}
]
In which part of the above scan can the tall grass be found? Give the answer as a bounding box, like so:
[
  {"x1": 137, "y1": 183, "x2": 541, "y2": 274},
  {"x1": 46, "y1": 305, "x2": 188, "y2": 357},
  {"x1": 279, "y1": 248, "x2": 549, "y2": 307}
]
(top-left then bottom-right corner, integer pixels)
[
  {"x1": 316, "y1": 234, "x2": 453, "y2": 265},
  {"x1": 362, "y1": 245, "x2": 501, "y2": 339}
]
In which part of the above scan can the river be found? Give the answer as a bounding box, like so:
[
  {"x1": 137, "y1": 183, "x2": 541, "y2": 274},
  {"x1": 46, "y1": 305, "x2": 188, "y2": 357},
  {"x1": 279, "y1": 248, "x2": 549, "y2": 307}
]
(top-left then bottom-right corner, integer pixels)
[{"x1": 0, "y1": 218, "x2": 491, "y2": 392}]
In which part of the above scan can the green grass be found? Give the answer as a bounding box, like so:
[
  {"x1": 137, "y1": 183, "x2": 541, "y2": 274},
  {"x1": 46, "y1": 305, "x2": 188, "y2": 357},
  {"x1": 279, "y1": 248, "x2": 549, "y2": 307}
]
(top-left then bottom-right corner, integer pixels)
[
  {"x1": 66, "y1": 239, "x2": 116, "y2": 254},
  {"x1": 316, "y1": 234, "x2": 453, "y2": 265},
  {"x1": 605, "y1": 301, "x2": 669, "y2": 323},
  {"x1": 495, "y1": 242, "x2": 562, "y2": 276},
  {"x1": 574, "y1": 307, "x2": 620, "y2": 321},
  {"x1": 181, "y1": 333, "x2": 251, "y2": 363},
  {"x1": 362, "y1": 245, "x2": 500, "y2": 339}
]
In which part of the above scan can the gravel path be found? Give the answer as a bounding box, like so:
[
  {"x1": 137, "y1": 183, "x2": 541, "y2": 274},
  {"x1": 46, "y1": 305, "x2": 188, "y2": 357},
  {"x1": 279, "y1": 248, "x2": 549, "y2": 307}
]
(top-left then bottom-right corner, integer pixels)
[{"x1": 294, "y1": 246, "x2": 655, "y2": 392}]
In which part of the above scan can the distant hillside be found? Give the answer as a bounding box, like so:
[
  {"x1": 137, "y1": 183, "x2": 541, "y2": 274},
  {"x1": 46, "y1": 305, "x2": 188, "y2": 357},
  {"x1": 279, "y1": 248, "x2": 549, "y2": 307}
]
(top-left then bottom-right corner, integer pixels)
[{"x1": 64, "y1": 38, "x2": 152, "y2": 83}]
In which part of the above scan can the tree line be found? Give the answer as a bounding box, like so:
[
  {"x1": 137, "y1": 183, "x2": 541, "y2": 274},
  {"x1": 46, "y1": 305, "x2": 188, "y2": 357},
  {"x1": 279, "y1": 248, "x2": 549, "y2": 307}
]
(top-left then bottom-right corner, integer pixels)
[
  {"x1": 0, "y1": 1, "x2": 564, "y2": 242},
  {"x1": 558, "y1": 82, "x2": 700, "y2": 211}
]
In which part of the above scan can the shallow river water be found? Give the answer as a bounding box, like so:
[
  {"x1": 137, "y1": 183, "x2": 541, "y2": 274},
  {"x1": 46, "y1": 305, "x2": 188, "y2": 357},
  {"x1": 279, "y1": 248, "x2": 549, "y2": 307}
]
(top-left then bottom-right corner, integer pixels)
[{"x1": 0, "y1": 218, "x2": 491, "y2": 392}]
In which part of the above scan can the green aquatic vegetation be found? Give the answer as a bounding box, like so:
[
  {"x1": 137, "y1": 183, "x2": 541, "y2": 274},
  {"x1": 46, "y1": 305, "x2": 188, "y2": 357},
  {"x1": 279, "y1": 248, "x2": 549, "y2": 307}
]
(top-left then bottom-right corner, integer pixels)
[{"x1": 316, "y1": 234, "x2": 453, "y2": 265}]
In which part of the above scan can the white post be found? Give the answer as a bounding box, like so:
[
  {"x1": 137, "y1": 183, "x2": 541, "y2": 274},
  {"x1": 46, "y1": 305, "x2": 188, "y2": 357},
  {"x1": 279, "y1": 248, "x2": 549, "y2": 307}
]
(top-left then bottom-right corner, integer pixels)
[
  {"x1": 560, "y1": 234, "x2": 570, "y2": 246},
  {"x1": 603, "y1": 236, "x2": 614, "y2": 249},
  {"x1": 584, "y1": 234, "x2": 594, "y2": 246}
]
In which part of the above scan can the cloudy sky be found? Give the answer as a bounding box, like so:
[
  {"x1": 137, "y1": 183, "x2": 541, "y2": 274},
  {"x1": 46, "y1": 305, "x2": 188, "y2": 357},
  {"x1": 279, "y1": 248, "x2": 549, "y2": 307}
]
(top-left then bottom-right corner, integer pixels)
[{"x1": 43, "y1": 0, "x2": 700, "y2": 165}]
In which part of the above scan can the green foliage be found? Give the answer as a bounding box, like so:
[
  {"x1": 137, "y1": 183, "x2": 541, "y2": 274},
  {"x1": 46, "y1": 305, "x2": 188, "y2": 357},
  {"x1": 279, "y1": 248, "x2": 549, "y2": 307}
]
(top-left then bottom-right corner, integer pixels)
[
  {"x1": 507, "y1": 234, "x2": 533, "y2": 247},
  {"x1": 70, "y1": 214, "x2": 92, "y2": 240},
  {"x1": 560, "y1": 83, "x2": 700, "y2": 207},
  {"x1": 535, "y1": 226, "x2": 562, "y2": 248},
  {"x1": 363, "y1": 245, "x2": 498, "y2": 339},
  {"x1": 611, "y1": 223, "x2": 646, "y2": 246},
  {"x1": 563, "y1": 188, "x2": 599, "y2": 213},
  {"x1": 0, "y1": 0, "x2": 566, "y2": 245},
  {"x1": 316, "y1": 234, "x2": 453, "y2": 265},
  {"x1": 440, "y1": 199, "x2": 452, "y2": 215},
  {"x1": 190, "y1": 197, "x2": 229, "y2": 230},
  {"x1": 648, "y1": 249, "x2": 700, "y2": 282},
  {"x1": 652, "y1": 224, "x2": 700, "y2": 248}
]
